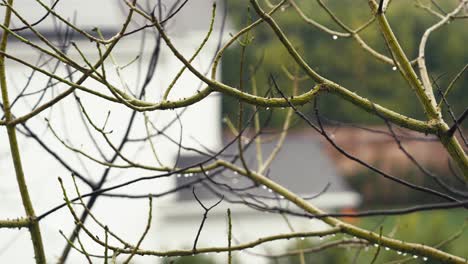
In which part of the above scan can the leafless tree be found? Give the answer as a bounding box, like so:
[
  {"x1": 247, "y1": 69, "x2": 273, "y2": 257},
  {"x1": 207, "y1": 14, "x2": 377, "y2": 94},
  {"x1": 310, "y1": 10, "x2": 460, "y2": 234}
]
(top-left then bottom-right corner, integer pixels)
[{"x1": 0, "y1": 0, "x2": 467, "y2": 263}]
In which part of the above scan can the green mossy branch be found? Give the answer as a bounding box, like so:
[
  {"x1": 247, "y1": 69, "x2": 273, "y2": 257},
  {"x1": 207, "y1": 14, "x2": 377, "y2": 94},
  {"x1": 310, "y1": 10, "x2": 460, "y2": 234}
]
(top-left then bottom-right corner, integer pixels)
[{"x1": 0, "y1": 0, "x2": 46, "y2": 263}]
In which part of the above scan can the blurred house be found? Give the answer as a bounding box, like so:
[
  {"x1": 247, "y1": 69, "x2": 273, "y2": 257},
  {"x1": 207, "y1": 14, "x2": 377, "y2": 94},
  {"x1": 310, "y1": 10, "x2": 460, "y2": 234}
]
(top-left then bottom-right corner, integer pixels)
[
  {"x1": 0, "y1": 1, "x2": 359, "y2": 263},
  {"x1": 317, "y1": 126, "x2": 463, "y2": 205},
  {"x1": 164, "y1": 133, "x2": 360, "y2": 263},
  {"x1": 319, "y1": 126, "x2": 453, "y2": 175}
]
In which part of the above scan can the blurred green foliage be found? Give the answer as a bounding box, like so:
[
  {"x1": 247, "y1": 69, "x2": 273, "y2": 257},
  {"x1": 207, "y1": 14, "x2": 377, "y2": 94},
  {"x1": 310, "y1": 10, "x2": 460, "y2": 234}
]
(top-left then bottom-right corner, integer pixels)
[
  {"x1": 163, "y1": 211, "x2": 467, "y2": 263},
  {"x1": 267, "y1": 210, "x2": 467, "y2": 263},
  {"x1": 346, "y1": 166, "x2": 462, "y2": 206},
  {"x1": 222, "y1": 0, "x2": 468, "y2": 127},
  {"x1": 157, "y1": 212, "x2": 466, "y2": 264},
  {"x1": 266, "y1": 239, "x2": 350, "y2": 264}
]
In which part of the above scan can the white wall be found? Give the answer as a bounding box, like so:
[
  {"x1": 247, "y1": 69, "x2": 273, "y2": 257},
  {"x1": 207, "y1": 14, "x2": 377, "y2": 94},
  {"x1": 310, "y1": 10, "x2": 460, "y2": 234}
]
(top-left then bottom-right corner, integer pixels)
[{"x1": 0, "y1": 30, "x2": 224, "y2": 263}]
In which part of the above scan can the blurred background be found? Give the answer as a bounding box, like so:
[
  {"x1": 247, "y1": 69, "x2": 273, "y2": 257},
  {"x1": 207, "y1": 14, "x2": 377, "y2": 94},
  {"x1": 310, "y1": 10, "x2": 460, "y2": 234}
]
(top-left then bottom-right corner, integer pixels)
[{"x1": 207, "y1": 0, "x2": 467, "y2": 263}]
